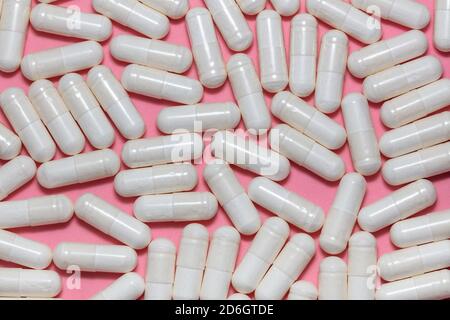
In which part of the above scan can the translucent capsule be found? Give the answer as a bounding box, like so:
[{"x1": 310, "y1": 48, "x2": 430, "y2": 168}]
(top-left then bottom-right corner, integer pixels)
[
  {"x1": 434, "y1": 0, "x2": 450, "y2": 52},
  {"x1": 270, "y1": 0, "x2": 299, "y2": 16},
  {"x1": 358, "y1": 179, "x2": 437, "y2": 233},
  {"x1": 0, "y1": 156, "x2": 36, "y2": 201},
  {"x1": 0, "y1": 268, "x2": 61, "y2": 298},
  {"x1": 75, "y1": 193, "x2": 151, "y2": 250},
  {"x1": 270, "y1": 124, "x2": 345, "y2": 182},
  {"x1": 21, "y1": 41, "x2": 104, "y2": 81},
  {"x1": 173, "y1": 224, "x2": 209, "y2": 300},
  {"x1": 232, "y1": 217, "x2": 290, "y2": 294},
  {"x1": 0, "y1": 88, "x2": 56, "y2": 163},
  {"x1": 228, "y1": 293, "x2": 251, "y2": 300},
  {"x1": 256, "y1": 10, "x2": 288, "y2": 93},
  {"x1": 288, "y1": 281, "x2": 318, "y2": 300},
  {"x1": 140, "y1": 0, "x2": 189, "y2": 19},
  {"x1": 235, "y1": 0, "x2": 266, "y2": 15},
  {"x1": 363, "y1": 56, "x2": 443, "y2": 103},
  {"x1": 320, "y1": 173, "x2": 367, "y2": 255},
  {"x1": 91, "y1": 273, "x2": 145, "y2": 300},
  {"x1": 318, "y1": 257, "x2": 347, "y2": 300},
  {"x1": 37, "y1": 149, "x2": 121, "y2": 189},
  {"x1": 0, "y1": 122, "x2": 21, "y2": 160}
]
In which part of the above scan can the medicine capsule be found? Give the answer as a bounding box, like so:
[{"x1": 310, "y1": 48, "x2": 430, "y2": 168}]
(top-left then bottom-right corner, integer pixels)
[
  {"x1": 289, "y1": 14, "x2": 318, "y2": 97},
  {"x1": 348, "y1": 30, "x2": 428, "y2": 78},
  {"x1": 200, "y1": 226, "x2": 240, "y2": 300},
  {"x1": 232, "y1": 217, "x2": 290, "y2": 294},
  {"x1": 28, "y1": 80, "x2": 86, "y2": 156},
  {"x1": 288, "y1": 281, "x2": 318, "y2": 300},
  {"x1": 255, "y1": 233, "x2": 315, "y2": 300},
  {"x1": 434, "y1": 0, "x2": 450, "y2": 52},
  {"x1": 248, "y1": 177, "x2": 325, "y2": 233},
  {"x1": 91, "y1": 273, "x2": 145, "y2": 300},
  {"x1": 87, "y1": 65, "x2": 146, "y2": 140},
  {"x1": 257, "y1": 10, "x2": 288, "y2": 93},
  {"x1": 203, "y1": 161, "x2": 261, "y2": 235},
  {"x1": 21, "y1": 41, "x2": 104, "y2": 81},
  {"x1": 0, "y1": 88, "x2": 56, "y2": 163},
  {"x1": 0, "y1": 268, "x2": 61, "y2": 298},
  {"x1": 0, "y1": 122, "x2": 21, "y2": 160},
  {"x1": 92, "y1": 0, "x2": 169, "y2": 39},
  {"x1": 270, "y1": 0, "x2": 299, "y2": 16},
  {"x1": 173, "y1": 224, "x2": 209, "y2": 300},
  {"x1": 235, "y1": 0, "x2": 266, "y2": 15},
  {"x1": 139, "y1": 0, "x2": 189, "y2": 19},
  {"x1": 37, "y1": 149, "x2": 121, "y2": 189},
  {"x1": 318, "y1": 257, "x2": 347, "y2": 300},
  {"x1": 363, "y1": 56, "x2": 443, "y2": 103},
  {"x1": 270, "y1": 124, "x2": 345, "y2": 181},
  {"x1": 315, "y1": 30, "x2": 348, "y2": 114},
  {"x1": 358, "y1": 179, "x2": 437, "y2": 232},
  {"x1": 0, "y1": 156, "x2": 36, "y2": 201},
  {"x1": 227, "y1": 54, "x2": 272, "y2": 134},
  {"x1": 320, "y1": 173, "x2": 367, "y2": 255},
  {"x1": 228, "y1": 293, "x2": 251, "y2": 300},
  {"x1": 203, "y1": 0, "x2": 253, "y2": 52},
  {"x1": 186, "y1": 8, "x2": 227, "y2": 89}
]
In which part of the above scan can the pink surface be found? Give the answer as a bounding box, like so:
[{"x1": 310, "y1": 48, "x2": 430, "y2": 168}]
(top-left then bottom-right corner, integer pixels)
[{"x1": 0, "y1": 0, "x2": 449, "y2": 300}]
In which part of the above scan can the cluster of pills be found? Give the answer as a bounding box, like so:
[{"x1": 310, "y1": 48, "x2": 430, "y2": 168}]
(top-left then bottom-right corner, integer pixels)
[{"x1": 0, "y1": 0, "x2": 449, "y2": 300}]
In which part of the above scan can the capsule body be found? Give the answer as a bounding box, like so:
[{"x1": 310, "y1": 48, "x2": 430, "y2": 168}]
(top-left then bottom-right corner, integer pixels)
[
  {"x1": 91, "y1": 273, "x2": 145, "y2": 300},
  {"x1": 270, "y1": 0, "x2": 299, "y2": 16},
  {"x1": 0, "y1": 268, "x2": 61, "y2": 298},
  {"x1": 228, "y1": 293, "x2": 251, "y2": 300},
  {"x1": 0, "y1": 156, "x2": 36, "y2": 201},
  {"x1": 434, "y1": 0, "x2": 450, "y2": 52},
  {"x1": 140, "y1": 0, "x2": 189, "y2": 19},
  {"x1": 236, "y1": 0, "x2": 266, "y2": 15},
  {"x1": 288, "y1": 281, "x2": 318, "y2": 300},
  {"x1": 318, "y1": 257, "x2": 347, "y2": 300},
  {"x1": 0, "y1": 122, "x2": 21, "y2": 160}
]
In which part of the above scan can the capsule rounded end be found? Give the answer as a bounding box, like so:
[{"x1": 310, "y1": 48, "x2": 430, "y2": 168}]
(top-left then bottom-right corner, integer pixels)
[
  {"x1": 182, "y1": 223, "x2": 209, "y2": 240},
  {"x1": 349, "y1": 231, "x2": 376, "y2": 248},
  {"x1": 291, "y1": 233, "x2": 316, "y2": 256},
  {"x1": 320, "y1": 256, "x2": 346, "y2": 273},
  {"x1": 355, "y1": 157, "x2": 382, "y2": 176},
  {"x1": 434, "y1": 37, "x2": 450, "y2": 53},
  {"x1": 149, "y1": 238, "x2": 176, "y2": 254},
  {"x1": 319, "y1": 235, "x2": 346, "y2": 255},
  {"x1": 265, "y1": 217, "x2": 290, "y2": 237},
  {"x1": 214, "y1": 226, "x2": 241, "y2": 243}
]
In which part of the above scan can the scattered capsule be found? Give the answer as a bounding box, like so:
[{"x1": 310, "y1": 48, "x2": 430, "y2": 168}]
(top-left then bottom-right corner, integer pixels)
[
  {"x1": 0, "y1": 156, "x2": 36, "y2": 201},
  {"x1": 318, "y1": 257, "x2": 347, "y2": 300},
  {"x1": 0, "y1": 122, "x2": 21, "y2": 160},
  {"x1": 270, "y1": 0, "x2": 299, "y2": 16},
  {"x1": 288, "y1": 281, "x2": 318, "y2": 300},
  {"x1": 91, "y1": 273, "x2": 145, "y2": 300},
  {"x1": 235, "y1": 0, "x2": 266, "y2": 15},
  {"x1": 434, "y1": 0, "x2": 450, "y2": 52},
  {"x1": 228, "y1": 293, "x2": 251, "y2": 300},
  {"x1": 0, "y1": 268, "x2": 61, "y2": 298},
  {"x1": 140, "y1": 0, "x2": 189, "y2": 19}
]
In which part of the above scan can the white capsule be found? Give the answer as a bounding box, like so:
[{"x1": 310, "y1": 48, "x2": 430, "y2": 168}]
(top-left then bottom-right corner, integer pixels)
[
  {"x1": 0, "y1": 88, "x2": 56, "y2": 163},
  {"x1": 318, "y1": 257, "x2": 347, "y2": 300},
  {"x1": 28, "y1": 80, "x2": 86, "y2": 156},
  {"x1": 315, "y1": 30, "x2": 348, "y2": 113},
  {"x1": 186, "y1": 8, "x2": 227, "y2": 89},
  {"x1": 342, "y1": 93, "x2": 382, "y2": 176},
  {"x1": 58, "y1": 73, "x2": 115, "y2": 149},
  {"x1": 288, "y1": 281, "x2": 318, "y2": 300},
  {"x1": 0, "y1": 156, "x2": 36, "y2": 201},
  {"x1": 203, "y1": 161, "x2": 261, "y2": 235},
  {"x1": 0, "y1": 229, "x2": 52, "y2": 269},
  {"x1": 0, "y1": 195, "x2": 73, "y2": 229},
  {"x1": 270, "y1": 0, "x2": 299, "y2": 16},
  {"x1": 434, "y1": 0, "x2": 450, "y2": 52},
  {"x1": 87, "y1": 65, "x2": 146, "y2": 140},
  {"x1": 256, "y1": 233, "x2": 315, "y2": 300},
  {"x1": 270, "y1": 124, "x2": 345, "y2": 181},
  {"x1": 173, "y1": 224, "x2": 209, "y2": 300},
  {"x1": 358, "y1": 179, "x2": 437, "y2": 233},
  {"x1": 248, "y1": 177, "x2": 324, "y2": 233},
  {"x1": 145, "y1": 238, "x2": 176, "y2": 300},
  {"x1": 21, "y1": 41, "x2": 104, "y2": 81},
  {"x1": 0, "y1": 122, "x2": 21, "y2": 160},
  {"x1": 0, "y1": 0, "x2": 31, "y2": 73},
  {"x1": 228, "y1": 293, "x2": 251, "y2": 300},
  {"x1": 37, "y1": 149, "x2": 121, "y2": 189},
  {"x1": 232, "y1": 217, "x2": 290, "y2": 294},
  {"x1": 0, "y1": 268, "x2": 61, "y2": 298},
  {"x1": 91, "y1": 273, "x2": 145, "y2": 300},
  {"x1": 348, "y1": 30, "x2": 428, "y2": 79},
  {"x1": 227, "y1": 54, "x2": 272, "y2": 134},
  {"x1": 200, "y1": 226, "x2": 241, "y2": 300},
  {"x1": 236, "y1": 0, "x2": 266, "y2": 15},
  {"x1": 203, "y1": 0, "x2": 253, "y2": 52},
  {"x1": 257, "y1": 10, "x2": 288, "y2": 93},
  {"x1": 92, "y1": 0, "x2": 169, "y2": 39},
  {"x1": 363, "y1": 56, "x2": 443, "y2": 103},
  {"x1": 289, "y1": 14, "x2": 318, "y2": 97},
  {"x1": 348, "y1": 232, "x2": 377, "y2": 300},
  {"x1": 320, "y1": 173, "x2": 367, "y2": 255},
  {"x1": 306, "y1": 0, "x2": 381, "y2": 44},
  {"x1": 140, "y1": 0, "x2": 189, "y2": 19}
]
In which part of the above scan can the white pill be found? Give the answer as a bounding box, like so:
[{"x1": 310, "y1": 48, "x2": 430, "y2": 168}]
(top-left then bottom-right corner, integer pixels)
[
  {"x1": 289, "y1": 14, "x2": 318, "y2": 97},
  {"x1": 320, "y1": 173, "x2": 367, "y2": 255},
  {"x1": 315, "y1": 30, "x2": 348, "y2": 114},
  {"x1": 21, "y1": 41, "x2": 104, "y2": 81},
  {"x1": 186, "y1": 8, "x2": 227, "y2": 89},
  {"x1": 37, "y1": 149, "x2": 120, "y2": 189},
  {"x1": 270, "y1": 124, "x2": 345, "y2": 181},
  {"x1": 173, "y1": 224, "x2": 209, "y2": 300},
  {"x1": 0, "y1": 195, "x2": 73, "y2": 229},
  {"x1": 232, "y1": 217, "x2": 290, "y2": 294},
  {"x1": 87, "y1": 65, "x2": 146, "y2": 140},
  {"x1": 0, "y1": 88, "x2": 56, "y2": 163},
  {"x1": 228, "y1": 293, "x2": 251, "y2": 300},
  {"x1": 236, "y1": 0, "x2": 266, "y2": 15},
  {"x1": 203, "y1": 0, "x2": 253, "y2": 52},
  {"x1": 256, "y1": 10, "x2": 288, "y2": 93},
  {"x1": 348, "y1": 30, "x2": 428, "y2": 79},
  {"x1": 0, "y1": 268, "x2": 61, "y2": 298},
  {"x1": 358, "y1": 179, "x2": 437, "y2": 233},
  {"x1": 0, "y1": 229, "x2": 52, "y2": 269},
  {"x1": 200, "y1": 226, "x2": 240, "y2": 300},
  {"x1": 348, "y1": 232, "x2": 377, "y2": 300},
  {"x1": 203, "y1": 161, "x2": 261, "y2": 235},
  {"x1": 28, "y1": 80, "x2": 86, "y2": 156},
  {"x1": 92, "y1": 0, "x2": 169, "y2": 39},
  {"x1": 140, "y1": 0, "x2": 189, "y2": 19},
  {"x1": 288, "y1": 281, "x2": 318, "y2": 300},
  {"x1": 434, "y1": 0, "x2": 450, "y2": 52},
  {"x1": 145, "y1": 238, "x2": 176, "y2": 300},
  {"x1": 270, "y1": 0, "x2": 299, "y2": 16},
  {"x1": 0, "y1": 156, "x2": 36, "y2": 201},
  {"x1": 363, "y1": 56, "x2": 443, "y2": 103},
  {"x1": 248, "y1": 177, "x2": 324, "y2": 232},
  {"x1": 58, "y1": 73, "x2": 115, "y2": 149},
  {"x1": 318, "y1": 257, "x2": 347, "y2": 300},
  {"x1": 0, "y1": 0, "x2": 30, "y2": 73},
  {"x1": 0, "y1": 122, "x2": 21, "y2": 160},
  {"x1": 255, "y1": 233, "x2": 315, "y2": 300},
  {"x1": 227, "y1": 54, "x2": 272, "y2": 134},
  {"x1": 91, "y1": 272, "x2": 145, "y2": 300}
]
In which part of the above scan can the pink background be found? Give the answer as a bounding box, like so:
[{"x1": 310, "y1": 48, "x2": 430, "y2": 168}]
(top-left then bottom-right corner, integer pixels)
[{"x1": 0, "y1": 0, "x2": 449, "y2": 300}]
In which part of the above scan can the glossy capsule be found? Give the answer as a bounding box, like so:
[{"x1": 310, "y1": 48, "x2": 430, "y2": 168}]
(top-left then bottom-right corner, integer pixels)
[
  {"x1": 0, "y1": 156, "x2": 36, "y2": 201},
  {"x1": 236, "y1": 0, "x2": 266, "y2": 15},
  {"x1": 318, "y1": 257, "x2": 347, "y2": 300},
  {"x1": 140, "y1": 0, "x2": 189, "y2": 19},
  {"x1": 288, "y1": 281, "x2": 318, "y2": 300},
  {"x1": 434, "y1": 0, "x2": 450, "y2": 52},
  {"x1": 0, "y1": 122, "x2": 21, "y2": 160},
  {"x1": 91, "y1": 273, "x2": 145, "y2": 300},
  {"x1": 270, "y1": 0, "x2": 299, "y2": 16},
  {"x1": 0, "y1": 268, "x2": 61, "y2": 298},
  {"x1": 228, "y1": 293, "x2": 251, "y2": 300}
]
